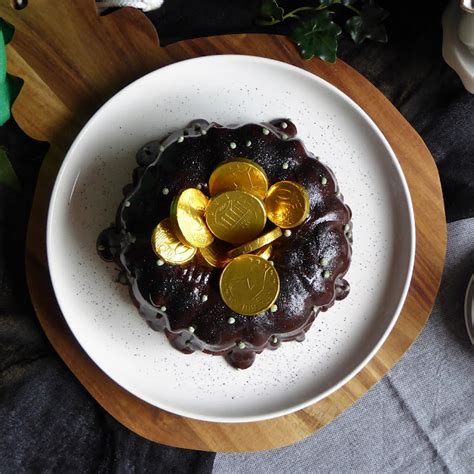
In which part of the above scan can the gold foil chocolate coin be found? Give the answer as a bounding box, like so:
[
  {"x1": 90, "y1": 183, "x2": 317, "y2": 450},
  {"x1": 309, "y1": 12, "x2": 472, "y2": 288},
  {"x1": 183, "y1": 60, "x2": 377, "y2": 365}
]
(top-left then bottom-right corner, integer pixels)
[
  {"x1": 227, "y1": 227, "x2": 282, "y2": 259},
  {"x1": 265, "y1": 180, "x2": 310, "y2": 229},
  {"x1": 208, "y1": 159, "x2": 268, "y2": 200},
  {"x1": 219, "y1": 255, "x2": 280, "y2": 315},
  {"x1": 254, "y1": 244, "x2": 272, "y2": 260},
  {"x1": 170, "y1": 188, "x2": 214, "y2": 248},
  {"x1": 199, "y1": 240, "x2": 231, "y2": 268},
  {"x1": 206, "y1": 190, "x2": 266, "y2": 244},
  {"x1": 151, "y1": 218, "x2": 196, "y2": 264}
]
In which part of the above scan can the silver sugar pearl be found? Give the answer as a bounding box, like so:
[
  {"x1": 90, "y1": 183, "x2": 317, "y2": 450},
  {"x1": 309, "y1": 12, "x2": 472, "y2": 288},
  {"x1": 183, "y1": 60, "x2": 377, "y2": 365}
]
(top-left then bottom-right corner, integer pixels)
[
  {"x1": 238, "y1": 342, "x2": 246, "y2": 350},
  {"x1": 160, "y1": 305, "x2": 167, "y2": 312},
  {"x1": 162, "y1": 187, "x2": 169, "y2": 195},
  {"x1": 188, "y1": 326, "x2": 195, "y2": 334},
  {"x1": 229, "y1": 142, "x2": 237, "y2": 149},
  {"x1": 262, "y1": 128, "x2": 269, "y2": 135},
  {"x1": 228, "y1": 317, "x2": 236, "y2": 324},
  {"x1": 157, "y1": 259, "x2": 165, "y2": 266},
  {"x1": 281, "y1": 121, "x2": 288, "y2": 129}
]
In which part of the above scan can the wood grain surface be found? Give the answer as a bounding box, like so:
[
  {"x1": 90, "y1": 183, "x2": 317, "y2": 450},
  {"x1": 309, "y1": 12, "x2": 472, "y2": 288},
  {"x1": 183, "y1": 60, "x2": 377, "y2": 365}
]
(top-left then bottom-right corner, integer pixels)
[{"x1": 1, "y1": 0, "x2": 446, "y2": 452}]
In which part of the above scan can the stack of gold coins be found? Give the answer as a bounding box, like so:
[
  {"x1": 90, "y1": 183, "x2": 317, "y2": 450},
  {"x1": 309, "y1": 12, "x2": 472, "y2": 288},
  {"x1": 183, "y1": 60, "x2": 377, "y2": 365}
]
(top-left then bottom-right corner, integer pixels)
[{"x1": 150, "y1": 157, "x2": 310, "y2": 316}]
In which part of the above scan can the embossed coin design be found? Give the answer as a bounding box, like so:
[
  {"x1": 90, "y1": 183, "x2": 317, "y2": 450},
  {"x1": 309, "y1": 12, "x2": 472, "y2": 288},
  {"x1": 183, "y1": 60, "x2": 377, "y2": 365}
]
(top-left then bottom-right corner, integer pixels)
[
  {"x1": 170, "y1": 188, "x2": 214, "y2": 248},
  {"x1": 209, "y1": 159, "x2": 269, "y2": 200},
  {"x1": 151, "y1": 218, "x2": 196, "y2": 264},
  {"x1": 265, "y1": 180, "x2": 310, "y2": 228},
  {"x1": 227, "y1": 227, "x2": 283, "y2": 258},
  {"x1": 199, "y1": 240, "x2": 231, "y2": 268},
  {"x1": 219, "y1": 255, "x2": 280, "y2": 315},
  {"x1": 206, "y1": 190, "x2": 266, "y2": 244}
]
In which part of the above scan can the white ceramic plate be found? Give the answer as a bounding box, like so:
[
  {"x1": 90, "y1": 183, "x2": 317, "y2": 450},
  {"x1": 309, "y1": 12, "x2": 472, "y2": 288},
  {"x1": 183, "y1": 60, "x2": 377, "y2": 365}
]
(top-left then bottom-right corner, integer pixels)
[{"x1": 47, "y1": 55, "x2": 415, "y2": 423}]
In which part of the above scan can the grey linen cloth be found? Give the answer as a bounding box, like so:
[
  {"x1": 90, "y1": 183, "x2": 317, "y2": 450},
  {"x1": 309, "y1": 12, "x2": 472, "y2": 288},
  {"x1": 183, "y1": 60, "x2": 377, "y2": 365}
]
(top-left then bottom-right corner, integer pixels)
[{"x1": 214, "y1": 217, "x2": 474, "y2": 473}]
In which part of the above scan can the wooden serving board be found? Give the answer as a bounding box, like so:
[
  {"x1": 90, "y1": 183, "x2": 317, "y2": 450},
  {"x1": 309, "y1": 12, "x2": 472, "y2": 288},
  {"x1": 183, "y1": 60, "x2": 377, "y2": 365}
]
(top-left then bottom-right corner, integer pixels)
[{"x1": 2, "y1": 0, "x2": 446, "y2": 452}]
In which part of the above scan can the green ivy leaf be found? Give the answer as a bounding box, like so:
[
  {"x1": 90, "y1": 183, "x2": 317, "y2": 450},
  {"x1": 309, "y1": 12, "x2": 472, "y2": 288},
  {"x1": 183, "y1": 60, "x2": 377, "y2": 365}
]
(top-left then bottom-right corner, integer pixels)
[
  {"x1": 344, "y1": 3, "x2": 389, "y2": 45},
  {"x1": 0, "y1": 148, "x2": 20, "y2": 191},
  {"x1": 291, "y1": 11, "x2": 342, "y2": 63},
  {"x1": 256, "y1": 0, "x2": 285, "y2": 26},
  {"x1": 320, "y1": 0, "x2": 358, "y2": 6}
]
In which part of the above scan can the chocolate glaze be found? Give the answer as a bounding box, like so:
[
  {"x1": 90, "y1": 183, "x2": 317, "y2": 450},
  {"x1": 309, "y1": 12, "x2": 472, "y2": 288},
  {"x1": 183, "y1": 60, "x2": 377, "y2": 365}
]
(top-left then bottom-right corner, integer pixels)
[{"x1": 98, "y1": 119, "x2": 352, "y2": 369}]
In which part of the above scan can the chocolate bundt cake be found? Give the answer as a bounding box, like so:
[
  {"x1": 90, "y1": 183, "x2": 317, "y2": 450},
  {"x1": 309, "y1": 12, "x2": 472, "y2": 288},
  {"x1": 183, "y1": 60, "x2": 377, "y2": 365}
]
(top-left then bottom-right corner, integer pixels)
[{"x1": 98, "y1": 119, "x2": 352, "y2": 369}]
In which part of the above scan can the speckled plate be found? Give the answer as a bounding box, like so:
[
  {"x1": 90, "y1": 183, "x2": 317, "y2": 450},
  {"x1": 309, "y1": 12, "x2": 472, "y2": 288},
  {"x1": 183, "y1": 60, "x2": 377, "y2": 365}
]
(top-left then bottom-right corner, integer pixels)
[{"x1": 47, "y1": 55, "x2": 415, "y2": 423}]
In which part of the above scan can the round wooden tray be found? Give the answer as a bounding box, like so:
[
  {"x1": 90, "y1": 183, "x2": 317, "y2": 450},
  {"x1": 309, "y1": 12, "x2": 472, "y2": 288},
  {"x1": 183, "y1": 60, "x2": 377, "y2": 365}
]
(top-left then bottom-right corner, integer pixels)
[{"x1": 3, "y1": 0, "x2": 446, "y2": 452}]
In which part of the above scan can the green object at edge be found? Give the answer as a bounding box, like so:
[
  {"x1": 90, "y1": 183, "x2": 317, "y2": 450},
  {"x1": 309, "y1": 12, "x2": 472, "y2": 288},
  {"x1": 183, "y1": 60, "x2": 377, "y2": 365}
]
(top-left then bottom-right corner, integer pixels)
[
  {"x1": 0, "y1": 19, "x2": 22, "y2": 190},
  {"x1": 0, "y1": 18, "x2": 21, "y2": 126}
]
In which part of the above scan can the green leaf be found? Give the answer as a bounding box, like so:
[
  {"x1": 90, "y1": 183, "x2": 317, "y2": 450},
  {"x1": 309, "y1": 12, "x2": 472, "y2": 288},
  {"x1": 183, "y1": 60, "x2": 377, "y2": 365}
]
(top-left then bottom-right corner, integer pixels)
[
  {"x1": 256, "y1": 0, "x2": 284, "y2": 26},
  {"x1": 0, "y1": 19, "x2": 14, "y2": 44},
  {"x1": 0, "y1": 18, "x2": 21, "y2": 126},
  {"x1": 291, "y1": 11, "x2": 342, "y2": 63},
  {"x1": 344, "y1": 3, "x2": 389, "y2": 45},
  {"x1": 0, "y1": 148, "x2": 20, "y2": 191},
  {"x1": 320, "y1": 0, "x2": 357, "y2": 6}
]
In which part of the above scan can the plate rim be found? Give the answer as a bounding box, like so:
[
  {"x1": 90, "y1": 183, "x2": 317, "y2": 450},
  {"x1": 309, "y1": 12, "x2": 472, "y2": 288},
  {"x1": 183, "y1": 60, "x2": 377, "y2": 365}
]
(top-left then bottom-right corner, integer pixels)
[{"x1": 47, "y1": 54, "x2": 416, "y2": 423}]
